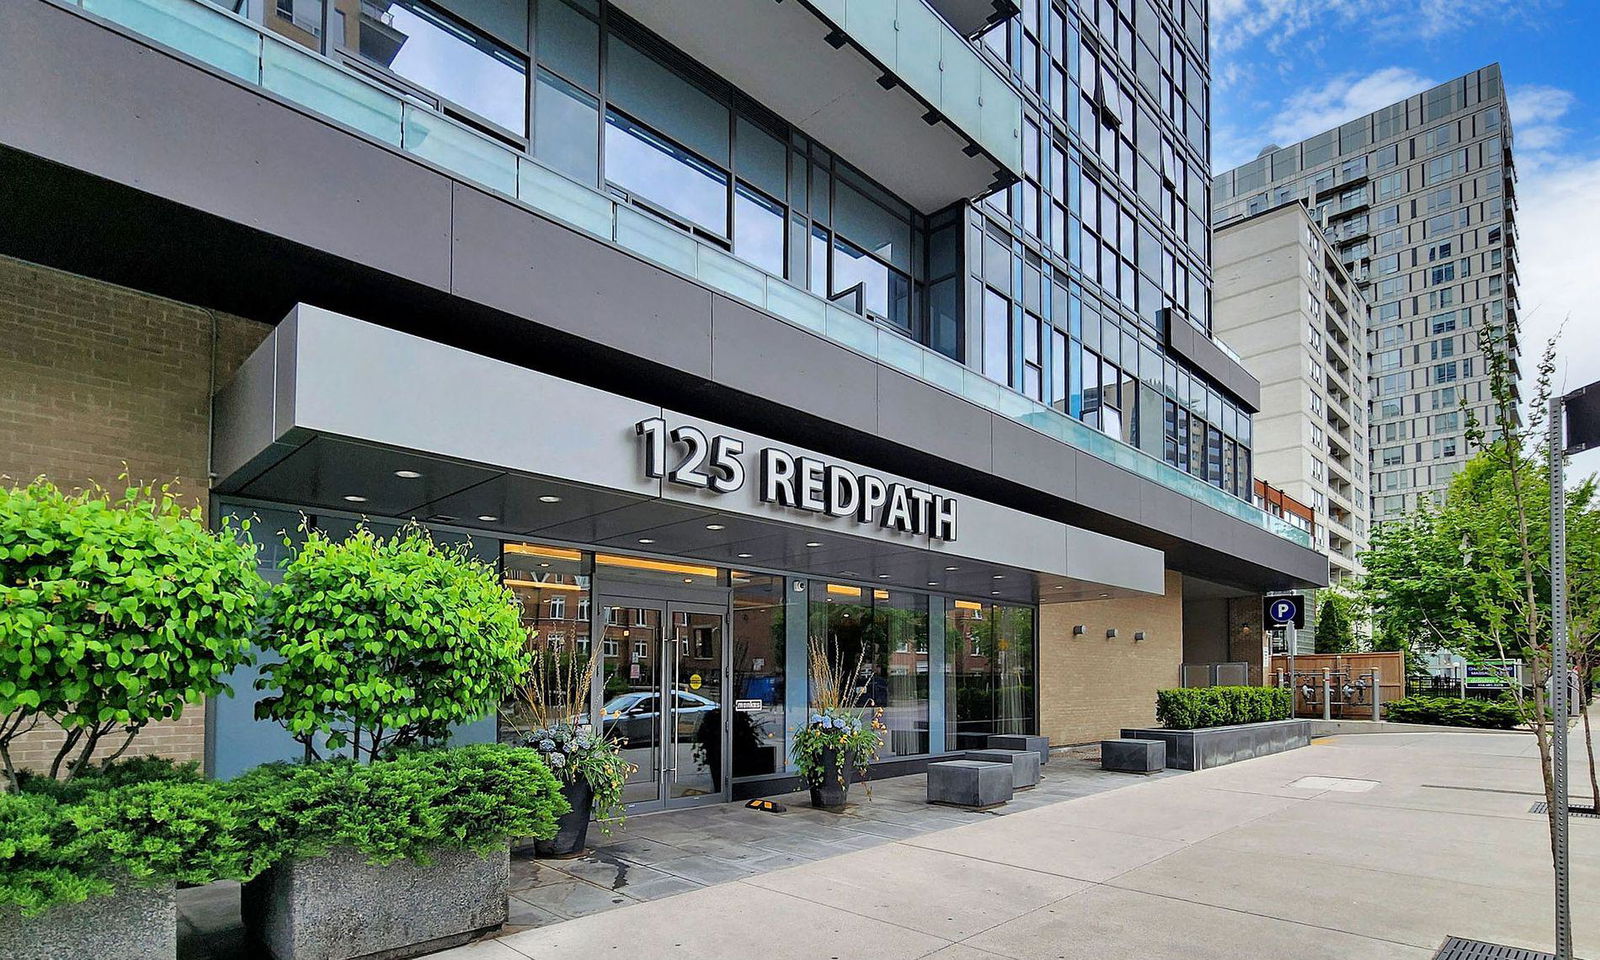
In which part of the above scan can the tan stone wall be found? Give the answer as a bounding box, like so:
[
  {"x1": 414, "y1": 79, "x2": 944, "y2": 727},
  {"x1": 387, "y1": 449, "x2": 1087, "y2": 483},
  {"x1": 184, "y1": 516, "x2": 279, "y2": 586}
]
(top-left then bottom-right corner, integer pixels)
[
  {"x1": 0, "y1": 255, "x2": 271, "y2": 773},
  {"x1": 1039, "y1": 571, "x2": 1185, "y2": 745}
]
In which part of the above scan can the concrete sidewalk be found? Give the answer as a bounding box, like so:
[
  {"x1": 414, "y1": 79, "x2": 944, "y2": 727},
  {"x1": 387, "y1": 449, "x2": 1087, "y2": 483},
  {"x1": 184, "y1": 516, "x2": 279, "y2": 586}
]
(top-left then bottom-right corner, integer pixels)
[{"x1": 435, "y1": 732, "x2": 1598, "y2": 960}]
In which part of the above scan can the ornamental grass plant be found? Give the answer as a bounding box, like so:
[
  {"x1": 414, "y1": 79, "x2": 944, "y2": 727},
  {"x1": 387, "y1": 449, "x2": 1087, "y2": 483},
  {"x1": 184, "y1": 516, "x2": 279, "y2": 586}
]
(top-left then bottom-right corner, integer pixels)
[{"x1": 792, "y1": 635, "x2": 885, "y2": 790}]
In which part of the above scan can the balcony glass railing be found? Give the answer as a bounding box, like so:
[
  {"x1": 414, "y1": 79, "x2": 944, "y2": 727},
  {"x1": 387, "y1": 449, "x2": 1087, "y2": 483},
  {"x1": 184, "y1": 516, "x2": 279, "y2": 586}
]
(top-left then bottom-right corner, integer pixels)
[
  {"x1": 809, "y1": 0, "x2": 1021, "y2": 174},
  {"x1": 71, "y1": 0, "x2": 1309, "y2": 550}
]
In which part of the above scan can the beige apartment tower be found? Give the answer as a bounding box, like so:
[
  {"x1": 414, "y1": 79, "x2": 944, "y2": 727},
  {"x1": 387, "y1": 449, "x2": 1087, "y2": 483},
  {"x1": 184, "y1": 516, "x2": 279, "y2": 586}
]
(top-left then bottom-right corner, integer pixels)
[{"x1": 1213, "y1": 202, "x2": 1371, "y2": 585}]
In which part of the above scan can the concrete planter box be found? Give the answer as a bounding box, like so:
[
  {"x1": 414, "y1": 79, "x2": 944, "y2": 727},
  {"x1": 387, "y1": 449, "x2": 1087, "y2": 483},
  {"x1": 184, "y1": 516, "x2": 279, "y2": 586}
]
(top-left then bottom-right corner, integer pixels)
[
  {"x1": 243, "y1": 845, "x2": 508, "y2": 960},
  {"x1": 1120, "y1": 720, "x2": 1310, "y2": 771},
  {"x1": 0, "y1": 881, "x2": 175, "y2": 960}
]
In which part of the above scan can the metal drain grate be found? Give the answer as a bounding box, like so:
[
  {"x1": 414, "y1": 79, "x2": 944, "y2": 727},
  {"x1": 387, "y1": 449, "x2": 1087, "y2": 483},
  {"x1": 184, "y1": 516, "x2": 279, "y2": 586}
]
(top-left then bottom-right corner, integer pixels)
[
  {"x1": 1529, "y1": 802, "x2": 1600, "y2": 818},
  {"x1": 1434, "y1": 936, "x2": 1556, "y2": 959}
]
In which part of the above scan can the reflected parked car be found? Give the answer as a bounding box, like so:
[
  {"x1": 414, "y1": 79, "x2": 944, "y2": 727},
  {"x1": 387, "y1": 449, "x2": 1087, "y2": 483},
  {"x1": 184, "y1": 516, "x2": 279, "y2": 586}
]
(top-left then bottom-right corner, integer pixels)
[{"x1": 601, "y1": 691, "x2": 718, "y2": 747}]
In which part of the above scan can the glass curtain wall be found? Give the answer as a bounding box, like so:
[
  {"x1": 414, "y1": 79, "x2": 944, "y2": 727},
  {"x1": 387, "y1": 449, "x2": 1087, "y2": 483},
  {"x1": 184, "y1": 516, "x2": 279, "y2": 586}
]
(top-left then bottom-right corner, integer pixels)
[
  {"x1": 730, "y1": 573, "x2": 786, "y2": 779},
  {"x1": 807, "y1": 583, "x2": 931, "y2": 759},
  {"x1": 967, "y1": 0, "x2": 1256, "y2": 503},
  {"x1": 498, "y1": 543, "x2": 591, "y2": 743},
  {"x1": 945, "y1": 601, "x2": 1036, "y2": 750},
  {"x1": 251, "y1": 0, "x2": 945, "y2": 351}
]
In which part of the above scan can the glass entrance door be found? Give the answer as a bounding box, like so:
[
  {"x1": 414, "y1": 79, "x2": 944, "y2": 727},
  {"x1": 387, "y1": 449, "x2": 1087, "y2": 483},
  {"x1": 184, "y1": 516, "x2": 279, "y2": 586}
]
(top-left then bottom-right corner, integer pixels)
[{"x1": 597, "y1": 597, "x2": 727, "y2": 810}]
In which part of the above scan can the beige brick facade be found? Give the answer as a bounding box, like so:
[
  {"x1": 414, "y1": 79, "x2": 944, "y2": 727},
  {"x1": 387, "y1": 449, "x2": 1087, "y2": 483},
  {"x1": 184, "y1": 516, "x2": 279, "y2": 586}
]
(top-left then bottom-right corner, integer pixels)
[
  {"x1": 0, "y1": 255, "x2": 271, "y2": 773},
  {"x1": 1038, "y1": 571, "x2": 1185, "y2": 745}
]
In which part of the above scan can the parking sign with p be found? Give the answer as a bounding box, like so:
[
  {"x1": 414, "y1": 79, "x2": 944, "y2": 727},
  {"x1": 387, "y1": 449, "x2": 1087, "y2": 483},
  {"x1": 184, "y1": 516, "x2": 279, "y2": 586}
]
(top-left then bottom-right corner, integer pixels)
[{"x1": 1264, "y1": 595, "x2": 1305, "y2": 629}]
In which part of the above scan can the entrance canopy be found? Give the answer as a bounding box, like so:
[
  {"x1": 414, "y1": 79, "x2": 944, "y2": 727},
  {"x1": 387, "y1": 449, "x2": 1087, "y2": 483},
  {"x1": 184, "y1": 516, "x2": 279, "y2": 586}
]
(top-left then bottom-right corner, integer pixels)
[{"x1": 213, "y1": 305, "x2": 1164, "y2": 604}]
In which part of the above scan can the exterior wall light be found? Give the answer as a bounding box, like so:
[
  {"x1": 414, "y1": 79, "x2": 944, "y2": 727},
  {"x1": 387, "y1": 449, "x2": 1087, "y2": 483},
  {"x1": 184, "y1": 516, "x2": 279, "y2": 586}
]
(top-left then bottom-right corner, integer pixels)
[
  {"x1": 1105, "y1": 628, "x2": 1118, "y2": 639},
  {"x1": 1072, "y1": 625, "x2": 1085, "y2": 636},
  {"x1": 1134, "y1": 631, "x2": 1147, "y2": 642}
]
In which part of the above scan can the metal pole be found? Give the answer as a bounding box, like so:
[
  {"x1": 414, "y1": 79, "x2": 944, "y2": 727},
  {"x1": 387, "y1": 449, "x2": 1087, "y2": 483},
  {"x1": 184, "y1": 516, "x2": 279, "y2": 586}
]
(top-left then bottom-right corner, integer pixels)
[
  {"x1": 1549, "y1": 393, "x2": 1572, "y2": 960},
  {"x1": 1286, "y1": 624, "x2": 1297, "y2": 717},
  {"x1": 1371, "y1": 671, "x2": 1381, "y2": 722},
  {"x1": 1322, "y1": 668, "x2": 1332, "y2": 721}
]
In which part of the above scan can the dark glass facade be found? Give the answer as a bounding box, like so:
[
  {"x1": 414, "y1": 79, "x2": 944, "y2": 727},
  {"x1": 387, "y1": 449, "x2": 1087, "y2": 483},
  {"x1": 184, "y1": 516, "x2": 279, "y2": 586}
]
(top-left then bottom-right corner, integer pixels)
[{"x1": 968, "y1": 0, "x2": 1256, "y2": 501}]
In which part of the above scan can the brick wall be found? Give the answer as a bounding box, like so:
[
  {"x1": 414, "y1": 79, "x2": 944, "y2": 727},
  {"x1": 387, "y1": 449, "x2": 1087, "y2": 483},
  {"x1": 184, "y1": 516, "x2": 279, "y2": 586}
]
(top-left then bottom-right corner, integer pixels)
[
  {"x1": 0, "y1": 255, "x2": 271, "y2": 773},
  {"x1": 1038, "y1": 571, "x2": 1185, "y2": 745}
]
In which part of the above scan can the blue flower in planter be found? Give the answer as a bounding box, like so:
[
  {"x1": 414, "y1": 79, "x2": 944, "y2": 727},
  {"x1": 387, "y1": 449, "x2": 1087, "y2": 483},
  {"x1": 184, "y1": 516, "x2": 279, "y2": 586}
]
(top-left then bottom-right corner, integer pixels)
[
  {"x1": 539, "y1": 738, "x2": 557, "y2": 752},
  {"x1": 809, "y1": 713, "x2": 825, "y2": 726},
  {"x1": 548, "y1": 751, "x2": 567, "y2": 767}
]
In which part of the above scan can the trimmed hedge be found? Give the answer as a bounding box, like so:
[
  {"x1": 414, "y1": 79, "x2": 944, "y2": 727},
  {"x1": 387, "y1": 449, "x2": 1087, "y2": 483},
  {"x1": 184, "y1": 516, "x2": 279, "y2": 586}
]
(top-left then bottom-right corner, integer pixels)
[
  {"x1": 1383, "y1": 696, "x2": 1521, "y2": 729},
  {"x1": 0, "y1": 745, "x2": 565, "y2": 917},
  {"x1": 1156, "y1": 686, "x2": 1292, "y2": 729}
]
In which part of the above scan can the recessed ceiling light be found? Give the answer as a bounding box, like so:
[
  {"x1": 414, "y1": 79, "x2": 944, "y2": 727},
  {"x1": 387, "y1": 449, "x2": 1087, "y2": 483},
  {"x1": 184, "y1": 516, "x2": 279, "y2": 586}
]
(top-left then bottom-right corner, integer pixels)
[
  {"x1": 538, "y1": 495, "x2": 562, "y2": 503},
  {"x1": 1098, "y1": 593, "x2": 1110, "y2": 598},
  {"x1": 477, "y1": 515, "x2": 498, "y2": 522},
  {"x1": 992, "y1": 574, "x2": 1005, "y2": 580},
  {"x1": 393, "y1": 470, "x2": 422, "y2": 479},
  {"x1": 991, "y1": 590, "x2": 1001, "y2": 595},
  {"x1": 736, "y1": 552, "x2": 753, "y2": 558},
  {"x1": 683, "y1": 578, "x2": 693, "y2": 583},
  {"x1": 343, "y1": 495, "x2": 368, "y2": 503},
  {"x1": 805, "y1": 541, "x2": 822, "y2": 547},
  {"x1": 927, "y1": 581, "x2": 939, "y2": 586},
  {"x1": 944, "y1": 566, "x2": 959, "y2": 571},
  {"x1": 878, "y1": 574, "x2": 890, "y2": 579},
  {"x1": 705, "y1": 523, "x2": 725, "y2": 530},
  {"x1": 638, "y1": 538, "x2": 656, "y2": 544},
  {"x1": 1054, "y1": 585, "x2": 1064, "y2": 590}
]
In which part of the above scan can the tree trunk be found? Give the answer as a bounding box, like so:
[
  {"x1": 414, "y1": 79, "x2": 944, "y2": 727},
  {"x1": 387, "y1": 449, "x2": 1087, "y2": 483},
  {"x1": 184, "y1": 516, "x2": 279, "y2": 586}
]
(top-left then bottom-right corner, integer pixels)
[{"x1": 1583, "y1": 675, "x2": 1598, "y2": 810}]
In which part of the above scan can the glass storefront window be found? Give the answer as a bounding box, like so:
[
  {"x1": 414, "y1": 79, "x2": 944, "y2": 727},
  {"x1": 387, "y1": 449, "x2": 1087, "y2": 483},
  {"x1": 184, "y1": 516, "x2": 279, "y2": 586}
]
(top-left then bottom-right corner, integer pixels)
[
  {"x1": 600, "y1": 603, "x2": 663, "y2": 804},
  {"x1": 808, "y1": 582, "x2": 930, "y2": 758},
  {"x1": 499, "y1": 543, "x2": 591, "y2": 742},
  {"x1": 945, "y1": 601, "x2": 1036, "y2": 750},
  {"x1": 731, "y1": 573, "x2": 786, "y2": 778}
]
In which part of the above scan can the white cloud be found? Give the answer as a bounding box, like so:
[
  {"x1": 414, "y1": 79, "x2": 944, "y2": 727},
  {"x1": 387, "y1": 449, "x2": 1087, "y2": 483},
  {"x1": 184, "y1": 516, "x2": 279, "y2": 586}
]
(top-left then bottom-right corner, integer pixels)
[
  {"x1": 1265, "y1": 67, "x2": 1437, "y2": 147},
  {"x1": 1509, "y1": 84, "x2": 1576, "y2": 156}
]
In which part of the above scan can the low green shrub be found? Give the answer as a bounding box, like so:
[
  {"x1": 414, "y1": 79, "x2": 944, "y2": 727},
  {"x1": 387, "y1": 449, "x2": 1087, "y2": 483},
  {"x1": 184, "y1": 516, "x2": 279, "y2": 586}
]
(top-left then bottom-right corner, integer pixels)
[
  {"x1": 0, "y1": 745, "x2": 565, "y2": 917},
  {"x1": 1155, "y1": 686, "x2": 1292, "y2": 729},
  {"x1": 1383, "y1": 696, "x2": 1521, "y2": 729},
  {"x1": 0, "y1": 774, "x2": 266, "y2": 917},
  {"x1": 236, "y1": 743, "x2": 567, "y2": 866}
]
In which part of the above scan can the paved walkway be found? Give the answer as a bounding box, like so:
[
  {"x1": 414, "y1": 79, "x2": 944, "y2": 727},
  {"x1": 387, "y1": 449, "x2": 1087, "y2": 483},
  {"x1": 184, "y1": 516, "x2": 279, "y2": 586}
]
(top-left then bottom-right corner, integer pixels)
[
  {"x1": 496, "y1": 746, "x2": 1167, "y2": 929},
  {"x1": 430, "y1": 732, "x2": 1599, "y2": 960}
]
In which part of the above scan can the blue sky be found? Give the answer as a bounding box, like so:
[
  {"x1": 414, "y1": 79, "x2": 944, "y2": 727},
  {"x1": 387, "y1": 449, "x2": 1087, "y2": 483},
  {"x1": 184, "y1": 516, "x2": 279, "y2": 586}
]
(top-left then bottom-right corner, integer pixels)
[{"x1": 1209, "y1": 0, "x2": 1600, "y2": 424}]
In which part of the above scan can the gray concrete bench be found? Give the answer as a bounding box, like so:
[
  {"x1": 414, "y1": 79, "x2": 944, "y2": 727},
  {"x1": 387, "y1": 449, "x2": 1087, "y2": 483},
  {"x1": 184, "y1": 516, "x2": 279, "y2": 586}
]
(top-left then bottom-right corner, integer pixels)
[
  {"x1": 1101, "y1": 738, "x2": 1166, "y2": 773},
  {"x1": 964, "y1": 749, "x2": 1040, "y2": 789},
  {"x1": 987, "y1": 734, "x2": 1050, "y2": 764},
  {"x1": 927, "y1": 760, "x2": 1013, "y2": 808}
]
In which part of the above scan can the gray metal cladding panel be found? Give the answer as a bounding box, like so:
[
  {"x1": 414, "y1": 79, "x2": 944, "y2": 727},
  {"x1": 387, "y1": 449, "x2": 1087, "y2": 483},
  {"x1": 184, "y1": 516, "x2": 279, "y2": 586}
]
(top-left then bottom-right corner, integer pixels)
[
  {"x1": 448, "y1": 184, "x2": 714, "y2": 378},
  {"x1": 708, "y1": 296, "x2": 878, "y2": 435},
  {"x1": 0, "y1": 1, "x2": 453, "y2": 290},
  {"x1": 875, "y1": 367, "x2": 992, "y2": 470},
  {"x1": 1063, "y1": 527, "x2": 1165, "y2": 595},
  {"x1": 1072, "y1": 454, "x2": 1142, "y2": 521},
  {"x1": 284, "y1": 305, "x2": 660, "y2": 496},
  {"x1": 1188, "y1": 502, "x2": 1242, "y2": 559},
  {"x1": 987, "y1": 415, "x2": 1074, "y2": 501},
  {"x1": 1137, "y1": 482, "x2": 1195, "y2": 540}
]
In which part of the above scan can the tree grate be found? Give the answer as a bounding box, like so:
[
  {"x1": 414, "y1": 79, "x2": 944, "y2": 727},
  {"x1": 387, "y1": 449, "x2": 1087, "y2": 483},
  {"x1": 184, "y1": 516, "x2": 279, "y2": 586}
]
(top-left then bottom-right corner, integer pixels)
[
  {"x1": 1529, "y1": 801, "x2": 1600, "y2": 819},
  {"x1": 1433, "y1": 936, "x2": 1556, "y2": 960}
]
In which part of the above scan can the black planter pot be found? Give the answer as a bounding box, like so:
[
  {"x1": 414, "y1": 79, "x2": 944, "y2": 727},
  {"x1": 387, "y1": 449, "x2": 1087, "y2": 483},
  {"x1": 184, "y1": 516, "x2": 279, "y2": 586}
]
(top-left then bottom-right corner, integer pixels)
[
  {"x1": 808, "y1": 745, "x2": 854, "y2": 809},
  {"x1": 537, "y1": 777, "x2": 593, "y2": 858}
]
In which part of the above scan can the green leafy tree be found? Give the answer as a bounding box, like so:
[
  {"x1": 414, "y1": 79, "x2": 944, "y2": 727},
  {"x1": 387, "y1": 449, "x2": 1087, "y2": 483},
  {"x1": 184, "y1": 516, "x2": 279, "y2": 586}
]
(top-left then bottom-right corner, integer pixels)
[
  {"x1": 256, "y1": 525, "x2": 530, "y2": 762},
  {"x1": 1358, "y1": 316, "x2": 1600, "y2": 955},
  {"x1": 0, "y1": 479, "x2": 262, "y2": 790},
  {"x1": 1313, "y1": 592, "x2": 1357, "y2": 654}
]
